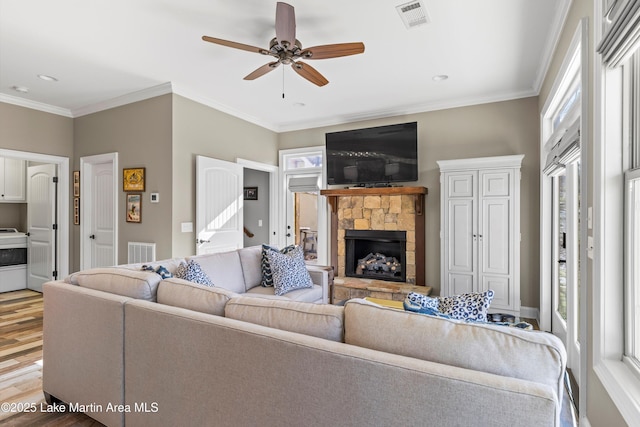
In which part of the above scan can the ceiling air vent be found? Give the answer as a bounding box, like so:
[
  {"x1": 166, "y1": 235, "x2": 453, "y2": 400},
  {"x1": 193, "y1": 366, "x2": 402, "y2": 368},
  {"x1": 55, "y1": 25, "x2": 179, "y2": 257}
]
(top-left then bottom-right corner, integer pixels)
[{"x1": 396, "y1": 1, "x2": 430, "y2": 29}]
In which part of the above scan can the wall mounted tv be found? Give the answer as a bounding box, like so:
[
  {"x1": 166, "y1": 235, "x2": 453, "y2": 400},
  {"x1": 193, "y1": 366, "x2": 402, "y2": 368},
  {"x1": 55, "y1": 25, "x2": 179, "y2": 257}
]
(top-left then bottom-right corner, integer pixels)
[{"x1": 325, "y1": 122, "x2": 418, "y2": 186}]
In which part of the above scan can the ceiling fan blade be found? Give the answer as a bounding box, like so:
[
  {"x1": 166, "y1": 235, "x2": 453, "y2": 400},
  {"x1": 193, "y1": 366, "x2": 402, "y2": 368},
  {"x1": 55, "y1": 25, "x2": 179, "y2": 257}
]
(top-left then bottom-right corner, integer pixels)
[
  {"x1": 202, "y1": 36, "x2": 270, "y2": 55},
  {"x1": 244, "y1": 61, "x2": 280, "y2": 80},
  {"x1": 275, "y1": 2, "x2": 296, "y2": 49},
  {"x1": 291, "y1": 62, "x2": 329, "y2": 87},
  {"x1": 301, "y1": 42, "x2": 365, "y2": 60}
]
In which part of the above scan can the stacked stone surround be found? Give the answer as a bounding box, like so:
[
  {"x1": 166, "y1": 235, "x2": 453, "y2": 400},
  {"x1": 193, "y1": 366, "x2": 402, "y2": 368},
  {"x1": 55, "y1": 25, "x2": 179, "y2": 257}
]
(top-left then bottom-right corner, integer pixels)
[{"x1": 336, "y1": 194, "x2": 417, "y2": 284}]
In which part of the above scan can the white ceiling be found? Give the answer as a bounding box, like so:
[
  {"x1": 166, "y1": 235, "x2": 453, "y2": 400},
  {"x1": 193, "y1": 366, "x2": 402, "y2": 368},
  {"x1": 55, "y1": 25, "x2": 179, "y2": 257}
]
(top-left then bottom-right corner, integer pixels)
[{"x1": 0, "y1": 0, "x2": 569, "y2": 132}]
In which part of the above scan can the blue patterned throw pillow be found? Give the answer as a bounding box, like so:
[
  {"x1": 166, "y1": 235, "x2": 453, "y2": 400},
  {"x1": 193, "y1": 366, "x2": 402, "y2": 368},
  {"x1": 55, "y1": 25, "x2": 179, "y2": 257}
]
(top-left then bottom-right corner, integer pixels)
[
  {"x1": 175, "y1": 260, "x2": 214, "y2": 287},
  {"x1": 437, "y1": 290, "x2": 494, "y2": 322},
  {"x1": 266, "y1": 246, "x2": 313, "y2": 296},
  {"x1": 260, "y1": 244, "x2": 296, "y2": 287}
]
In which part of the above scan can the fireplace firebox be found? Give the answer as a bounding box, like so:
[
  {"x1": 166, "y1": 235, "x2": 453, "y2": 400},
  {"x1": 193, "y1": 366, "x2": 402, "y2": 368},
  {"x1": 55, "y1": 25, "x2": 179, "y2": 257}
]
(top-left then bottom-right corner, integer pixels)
[{"x1": 345, "y1": 230, "x2": 406, "y2": 282}]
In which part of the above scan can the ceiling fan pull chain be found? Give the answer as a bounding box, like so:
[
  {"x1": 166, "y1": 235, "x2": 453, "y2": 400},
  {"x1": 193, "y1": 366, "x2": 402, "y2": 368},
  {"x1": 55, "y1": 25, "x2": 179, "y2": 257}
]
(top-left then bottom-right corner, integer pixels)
[{"x1": 282, "y1": 66, "x2": 285, "y2": 99}]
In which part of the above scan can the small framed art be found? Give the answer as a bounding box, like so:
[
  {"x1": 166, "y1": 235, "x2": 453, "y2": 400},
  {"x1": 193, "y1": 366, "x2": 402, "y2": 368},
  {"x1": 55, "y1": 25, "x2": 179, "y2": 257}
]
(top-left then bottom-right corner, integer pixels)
[
  {"x1": 123, "y1": 168, "x2": 145, "y2": 192},
  {"x1": 73, "y1": 171, "x2": 80, "y2": 197},
  {"x1": 73, "y1": 197, "x2": 80, "y2": 225},
  {"x1": 244, "y1": 187, "x2": 258, "y2": 200},
  {"x1": 126, "y1": 193, "x2": 142, "y2": 223}
]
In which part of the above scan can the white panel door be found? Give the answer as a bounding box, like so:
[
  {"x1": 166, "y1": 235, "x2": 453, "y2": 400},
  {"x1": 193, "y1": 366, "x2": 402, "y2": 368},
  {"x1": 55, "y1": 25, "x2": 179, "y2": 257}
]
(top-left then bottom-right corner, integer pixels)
[
  {"x1": 27, "y1": 164, "x2": 56, "y2": 292},
  {"x1": 81, "y1": 153, "x2": 117, "y2": 269},
  {"x1": 196, "y1": 156, "x2": 243, "y2": 255}
]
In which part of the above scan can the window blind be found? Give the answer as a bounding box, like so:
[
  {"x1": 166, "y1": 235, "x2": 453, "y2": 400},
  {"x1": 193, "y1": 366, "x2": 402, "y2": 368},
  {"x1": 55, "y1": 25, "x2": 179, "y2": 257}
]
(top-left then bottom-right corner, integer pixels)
[
  {"x1": 543, "y1": 119, "x2": 581, "y2": 176},
  {"x1": 597, "y1": 0, "x2": 640, "y2": 68},
  {"x1": 287, "y1": 176, "x2": 319, "y2": 192}
]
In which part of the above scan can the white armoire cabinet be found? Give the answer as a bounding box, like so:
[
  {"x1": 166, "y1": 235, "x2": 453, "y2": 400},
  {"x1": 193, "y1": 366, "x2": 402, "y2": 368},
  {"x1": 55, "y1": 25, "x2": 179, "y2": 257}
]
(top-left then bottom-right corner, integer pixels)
[{"x1": 437, "y1": 155, "x2": 523, "y2": 317}]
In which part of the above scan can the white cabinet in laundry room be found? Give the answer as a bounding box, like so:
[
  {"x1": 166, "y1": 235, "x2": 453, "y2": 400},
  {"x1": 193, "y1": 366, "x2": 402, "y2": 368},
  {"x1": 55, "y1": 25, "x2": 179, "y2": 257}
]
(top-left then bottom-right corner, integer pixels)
[{"x1": 0, "y1": 157, "x2": 26, "y2": 202}]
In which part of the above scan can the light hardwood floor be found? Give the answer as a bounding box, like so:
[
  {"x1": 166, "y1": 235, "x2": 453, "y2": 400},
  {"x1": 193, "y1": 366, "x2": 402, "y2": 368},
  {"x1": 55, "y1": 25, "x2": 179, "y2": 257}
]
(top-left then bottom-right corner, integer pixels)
[{"x1": 0, "y1": 290, "x2": 101, "y2": 426}]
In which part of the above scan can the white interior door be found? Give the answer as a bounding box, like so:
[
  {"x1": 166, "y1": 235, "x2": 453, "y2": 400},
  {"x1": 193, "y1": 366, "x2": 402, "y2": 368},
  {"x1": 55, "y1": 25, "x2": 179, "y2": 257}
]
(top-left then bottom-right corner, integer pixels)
[
  {"x1": 196, "y1": 156, "x2": 243, "y2": 255},
  {"x1": 81, "y1": 153, "x2": 117, "y2": 269},
  {"x1": 27, "y1": 164, "x2": 57, "y2": 291},
  {"x1": 550, "y1": 164, "x2": 581, "y2": 386}
]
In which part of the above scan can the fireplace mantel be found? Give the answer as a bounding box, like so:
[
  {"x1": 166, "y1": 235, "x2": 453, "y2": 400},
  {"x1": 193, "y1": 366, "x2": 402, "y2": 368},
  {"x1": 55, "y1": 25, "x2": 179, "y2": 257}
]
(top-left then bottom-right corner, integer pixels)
[
  {"x1": 320, "y1": 186, "x2": 427, "y2": 286},
  {"x1": 320, "y1": 186, "x2": 428, "y2": 215}
]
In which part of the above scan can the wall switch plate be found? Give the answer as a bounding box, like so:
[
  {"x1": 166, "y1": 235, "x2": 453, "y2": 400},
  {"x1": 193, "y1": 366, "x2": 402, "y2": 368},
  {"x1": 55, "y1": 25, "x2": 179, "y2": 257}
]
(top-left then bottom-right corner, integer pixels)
[
  {"x1": 258, "y1": 219, "x2": 263, "y2": 227},
  {"x1": 181, "y1": 222, "x2": 193, "y2": 233},
  {"x1": 150, "y1": 192, "x2": 159, "y2": 203}
]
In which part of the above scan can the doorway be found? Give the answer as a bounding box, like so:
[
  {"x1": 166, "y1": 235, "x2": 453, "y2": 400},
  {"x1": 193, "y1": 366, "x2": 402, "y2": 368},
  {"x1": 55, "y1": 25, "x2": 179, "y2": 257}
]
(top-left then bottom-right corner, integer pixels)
[
  {"x1": 279, "y1": 147, "x2": 327, "y2": 265},
  {"x1": 0, "y1": 149, "x2": 70, "y2": 285}
]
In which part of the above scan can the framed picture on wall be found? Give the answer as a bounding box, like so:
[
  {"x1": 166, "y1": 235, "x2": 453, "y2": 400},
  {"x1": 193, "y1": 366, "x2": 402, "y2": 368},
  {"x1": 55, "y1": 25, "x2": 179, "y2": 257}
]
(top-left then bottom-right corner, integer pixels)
[
  {"x1": 123, "y1": 167, "x2": 145, "y2": 192},
  {"x1": 244, "y1": 187, "x2": 258, "y2": 200},
  {"x1": 73, "y1": 171, "x2": 80, "y2": 197},
  {"x1": 73, "y1": 197, "x2": 80, "y2": 225},
  {"x1": 126, "y1": 193, "x2": 142, "y2": 223}
]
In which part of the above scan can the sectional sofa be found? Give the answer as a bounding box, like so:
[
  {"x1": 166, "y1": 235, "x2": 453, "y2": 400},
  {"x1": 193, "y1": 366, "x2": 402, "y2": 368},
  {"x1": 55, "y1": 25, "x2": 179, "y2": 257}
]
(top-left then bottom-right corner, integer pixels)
[{"x1": 42, "y1": 246, "x2": 567, "y2": 427}]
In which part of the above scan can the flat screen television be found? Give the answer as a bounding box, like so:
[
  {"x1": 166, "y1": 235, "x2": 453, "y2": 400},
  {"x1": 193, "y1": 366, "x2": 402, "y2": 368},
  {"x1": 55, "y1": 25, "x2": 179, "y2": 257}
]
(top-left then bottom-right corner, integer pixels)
[{"x1": 325, "y1": 122, "x2": 418, "y2": 186}]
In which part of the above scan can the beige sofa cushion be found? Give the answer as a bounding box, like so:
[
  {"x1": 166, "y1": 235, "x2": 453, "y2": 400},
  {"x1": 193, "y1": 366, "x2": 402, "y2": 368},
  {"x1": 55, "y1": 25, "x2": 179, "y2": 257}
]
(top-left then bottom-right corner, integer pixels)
[
  {"x1": 237, "y1": 245, "x2": 263, "y2": 290},
  {"x1": 245, "y1": 284, "x2": 323, "y2": 303},
  {"x1": 72, "y1": 268, "x2": 162, "y2": 301},
  {"x1": 344, "y1": 298, "x2": 567, "y2": 402},
  {"x1": 187, "y1": 251, "x2": 246, "y2": 294},
  {"x1": 225, "y1": 296, "x2": 345, "y2": 342},
  {"x1": 157, "y1": 278, "x2": 237, "y2": 316}
]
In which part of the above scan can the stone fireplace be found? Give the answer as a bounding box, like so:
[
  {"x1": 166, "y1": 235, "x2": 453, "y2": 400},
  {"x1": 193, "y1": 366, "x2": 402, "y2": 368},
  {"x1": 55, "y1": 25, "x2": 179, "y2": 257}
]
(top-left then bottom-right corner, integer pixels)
[{"x1": 320, "y1": 186, "x2": 427, "y2": 286}]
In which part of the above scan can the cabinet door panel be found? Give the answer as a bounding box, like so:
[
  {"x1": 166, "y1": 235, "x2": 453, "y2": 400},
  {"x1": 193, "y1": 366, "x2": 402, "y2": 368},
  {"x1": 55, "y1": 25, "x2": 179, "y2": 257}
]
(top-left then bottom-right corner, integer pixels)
[
  {"x1": 482, "y1": 275, "x2": 510, "y2": 308},
  {"x1": 481, "y1": 171, "x2": 510, "y2": 197},
  {"x1": 1, "y1": 158, "x2": 26, "y2": 202},
  {"x1": 481, "y1": 199, "x2": 510, "y2": 275},
  {"x1": 448, "y1": 173, "x2": 474, "y2": 198},
  {"x1": 447, "y1": 199, "x2": 475, "y2": 273},
  {"x1": 450, "y1": 273, "x2": 474, "y2": 295}
]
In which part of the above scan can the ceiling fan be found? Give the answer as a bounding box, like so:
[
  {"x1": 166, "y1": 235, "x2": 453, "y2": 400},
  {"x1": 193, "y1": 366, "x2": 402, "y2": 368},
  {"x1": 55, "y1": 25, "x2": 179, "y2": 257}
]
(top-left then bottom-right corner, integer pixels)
[{"x1": 202, "y1": 2, "x2": 365, "y2": 87}]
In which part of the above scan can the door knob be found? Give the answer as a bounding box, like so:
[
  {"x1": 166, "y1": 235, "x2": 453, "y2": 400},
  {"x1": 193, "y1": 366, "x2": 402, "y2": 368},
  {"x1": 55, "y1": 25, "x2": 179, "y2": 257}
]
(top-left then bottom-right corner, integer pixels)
[
  {"x1": 197, "y1": 239, "x2": 210, "y2": 244},
  {"x1": 89, "y1": 234, "x2": 95, "y2": 239},
  {"x1": 286, "y1": 233, "x2": 291, "y2": 237}
]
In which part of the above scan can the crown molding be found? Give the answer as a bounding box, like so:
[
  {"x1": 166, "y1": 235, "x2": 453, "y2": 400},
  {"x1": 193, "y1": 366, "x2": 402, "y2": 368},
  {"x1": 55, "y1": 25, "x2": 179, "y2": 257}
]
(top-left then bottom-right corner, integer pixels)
[
  {"x1": 532, "y1": 0, "x2": 573, "y2": 94},
  {"x1": 0, "y1": 94, "x2": 73, "y2": 117},
  {"x1": 273, "y1": 88, "x2": 538, "y2": 133},
  {"x1": 71, "y1": 82, "x2": 173, "y2": 117}
]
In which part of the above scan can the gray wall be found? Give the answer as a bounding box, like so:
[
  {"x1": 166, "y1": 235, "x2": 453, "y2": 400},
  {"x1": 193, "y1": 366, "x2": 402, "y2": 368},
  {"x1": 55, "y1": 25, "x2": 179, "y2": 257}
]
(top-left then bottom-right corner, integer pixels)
[
  {"x1": 243, "y1": 168, "x2": 270, "y2": 247},
  {"x1": 278, "y1": 97, "x2": 540, "y2": 307},
  {"x1": 170, "y1": 95, "x2": 279, "y2": 258},
  {"x1": 73, "y1": 95, "x2": 173, "y2": 268},
  {"x1": 0, "y1": 102, "x2": 74, "y2": 270}
]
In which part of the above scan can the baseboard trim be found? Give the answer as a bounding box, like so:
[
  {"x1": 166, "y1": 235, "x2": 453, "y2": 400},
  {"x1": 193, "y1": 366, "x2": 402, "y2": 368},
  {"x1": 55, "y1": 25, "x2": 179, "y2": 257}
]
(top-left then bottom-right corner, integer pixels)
[{"x1": 520, "y1": 306, "x2": 539, "y2": 321}]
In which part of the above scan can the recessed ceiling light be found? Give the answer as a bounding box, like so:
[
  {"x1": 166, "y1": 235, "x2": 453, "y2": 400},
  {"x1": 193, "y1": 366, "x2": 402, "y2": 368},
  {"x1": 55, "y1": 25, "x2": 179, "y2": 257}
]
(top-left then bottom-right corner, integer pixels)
[
  {"x1": 37, "y1": 74, "x2": 58, "y2": 82},
  {"x1": 293, "y1": 102, "x2": 306, "y2": 107},
  {"x1": 11, "y1": 85, "x2": 29, "y2": 93},
  {"x1": 432, "y1": 75, "x2": 449, "y2": 81}
]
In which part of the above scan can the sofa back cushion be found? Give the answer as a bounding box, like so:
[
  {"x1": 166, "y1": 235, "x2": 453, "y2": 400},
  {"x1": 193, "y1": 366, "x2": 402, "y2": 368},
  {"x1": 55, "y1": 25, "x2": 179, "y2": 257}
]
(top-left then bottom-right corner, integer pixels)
[
  {"x1": 157, "y1": 278, "x2": 236, "y2": 316},
  {"x1": 225, "y1": 296, "x2": 345, "y2": 342},
  {"x1": 72, "y1": 268, "x2": 162, "y2": 301},
  {"x1": 344, "y1": 299, "x2": 567, "y2": 402},
  {"x1": 237, "y1": 245, "x2": 263, "y2": 290},
  {"x1": 187, "y1": 250, "x2": 246, "y2": 294}
]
